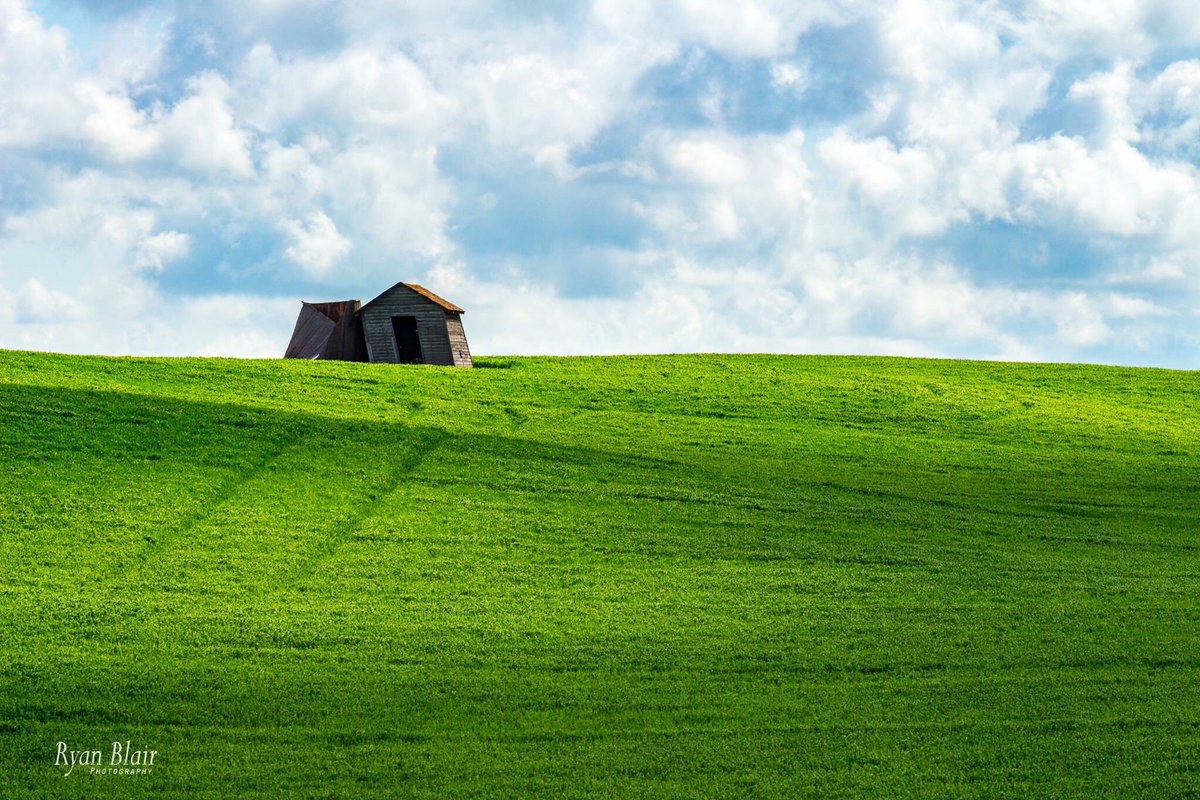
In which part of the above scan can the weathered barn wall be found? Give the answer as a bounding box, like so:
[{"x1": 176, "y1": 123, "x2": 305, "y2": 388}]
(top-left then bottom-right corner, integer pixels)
[
  {"x1": 360, "y1": 285, "x2": 455, "y2": 365},
  {"x1": 333, "y1": 301, "x2": 367, "y2": 362},
  {"x1": 445, "y1": 312, "x2": 473, "y2": 367},
  {"x1": 284, "y1": 300, "x2": 367, "y2": 361},
  {"x1": 284, "y1": 304, "x2": 336, "y2": 359}
]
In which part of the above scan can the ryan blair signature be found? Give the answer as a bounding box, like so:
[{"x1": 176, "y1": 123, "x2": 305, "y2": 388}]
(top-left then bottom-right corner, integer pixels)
[{"x1": 56, "y1": 741, "x2": 158, "y2": 777}]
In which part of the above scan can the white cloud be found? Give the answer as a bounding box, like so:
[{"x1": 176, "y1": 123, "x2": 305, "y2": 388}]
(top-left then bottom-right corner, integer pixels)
[
  {"x1": 0, "y1": 0, "x2": 82, "y2": 149},
  {"x1": 175, "y1": 294, "x2": 297, "y2": 357},
  {"x1": 0, "y1": 284, "x2": 296, "y2": 358},
  {"x1": 1001, "y1": 136, "x2": 1199, "y2": 239},
  {"x1": 1067, "y1": 62, "x2": 1141, "y2": 146},
  {"x1": 15, "y1": 278, "x2": 86, "y2": 324},
  {"x1": 1, "y1": 6, "x2": 251, "y2": 179},
  {"x1": 135, "y1": 231, "x2": 191, "y2": 273},
  {"x1": 80, "y1": 80, "x2": 159, "y2": 161},
  {"x1": 645, "y1": 129, "x2": 812, "y2": 247},
  {"x1": 663, "y1": 137, "x2": 749, "y2": 185},
  {"x1": 1103, "y1": 292, "x2": 1173, "y2": 319},
  {"x1": 770, "y1": 61, "x2": 806, "y2": 90},
  {"x1": 1, "y1": 0, "x2": 1199, "y2": 367},
  {"x1": 282, "y1": 211, "x2": 352, "y2": 278},
  {"x1": 592, "y1": 0, "x2": 841, "y2": 60},
  {"x1": 1010, "y1": 0, "x2": 1200, "y2": 62},
  {"x1": 237, "y1": 43, "x2": 449, "y2": 139},
  {"x1": 159, "y1": 72, "x2": 255, "y2": 177},
  {"x1": 819, "y1": 132, "x2": 955, "y2": 237},
  {"x1": 1145, "y1": 60, "x2": 1200, "y2": 154}
]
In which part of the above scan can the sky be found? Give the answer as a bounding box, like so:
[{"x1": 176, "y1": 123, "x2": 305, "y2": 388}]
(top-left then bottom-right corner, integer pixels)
[{"x1": 2, "y1": 0, "x2": 1199, "y2": 367}]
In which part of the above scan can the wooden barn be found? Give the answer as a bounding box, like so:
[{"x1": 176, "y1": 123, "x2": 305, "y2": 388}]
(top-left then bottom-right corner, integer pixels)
[{"x1": 284, "y1": 282, "x2": 472, "y2": 367}]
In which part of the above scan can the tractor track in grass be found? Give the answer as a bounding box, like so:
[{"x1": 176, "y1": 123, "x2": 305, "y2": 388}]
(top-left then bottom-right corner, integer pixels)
[
  {"x1": 121, "y1": 424, "x2": 451, "y2": 594},
  {"x1": 119, "y1": 427, "x2": 312, "y2": 577},
  {"x1": 275, "y1": 427, "x2": 450, "y2": 591}
]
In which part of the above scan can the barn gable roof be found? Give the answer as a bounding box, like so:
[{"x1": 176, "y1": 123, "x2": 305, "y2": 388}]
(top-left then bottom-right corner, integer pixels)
[{"x1": 360, "y1": 282, "x2": 465, "y2": 314}]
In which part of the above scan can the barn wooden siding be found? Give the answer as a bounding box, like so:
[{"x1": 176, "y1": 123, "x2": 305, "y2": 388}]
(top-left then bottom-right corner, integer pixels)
[
  {"x1": 360, "y1": 284, "x2": 457, "y2": 365},
  {"x1": 445, "y1": 313, "x2": 473, "y2": 367}
]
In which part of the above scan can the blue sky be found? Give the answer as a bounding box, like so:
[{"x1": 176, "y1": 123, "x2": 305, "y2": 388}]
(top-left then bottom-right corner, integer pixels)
[{"x1": 2, "y1": 0, "x2": 1199, "y2": 366}]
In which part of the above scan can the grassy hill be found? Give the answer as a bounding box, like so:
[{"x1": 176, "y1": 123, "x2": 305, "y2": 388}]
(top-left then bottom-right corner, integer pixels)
[{"x1": 1, "y1": 350, "x2": 1197, "y2": 798}]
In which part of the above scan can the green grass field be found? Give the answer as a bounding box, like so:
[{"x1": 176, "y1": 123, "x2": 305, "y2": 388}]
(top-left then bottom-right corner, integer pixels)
[{"x1": 1, "y1": 349, "x2": 1197, "y2": 798}]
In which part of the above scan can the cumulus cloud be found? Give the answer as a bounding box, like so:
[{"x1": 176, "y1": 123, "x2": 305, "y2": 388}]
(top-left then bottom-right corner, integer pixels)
[
  {"x1": 15, "y1": 278, "x2": 87, "y2": 324},
  {"x1": 0, "y1": 0, "x2": 81, "y2": 149},
  {"x1": 819, "y1": 132, "x2": 954, "y2": 237},
  {"x1": 282, "y1": 211, "x2": 351, "y2": 277},
  {"x1": 135, "y1": 230, "x2": 191, "y2": 272},
  {"x1": 1, "y1": 0, "x2": 1199, "y2": 367},
  {"x1": 592, "y1": 0, "x2": 842, "y2": 59},
  {"x1": 159, "y1": 72, "x2": 255, "y2": 176}
]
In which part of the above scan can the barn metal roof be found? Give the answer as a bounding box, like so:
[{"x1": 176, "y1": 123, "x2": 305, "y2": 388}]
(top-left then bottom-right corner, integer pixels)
[
  {"x1": 284, "y1": 303, "x2": 337, "y2": 359},
  {"x1": 283, "y1": 299, "x2": 363, "y2": 359},
  {"x1": 360, "y1": 282, "x2": 465, "y2": 314}
]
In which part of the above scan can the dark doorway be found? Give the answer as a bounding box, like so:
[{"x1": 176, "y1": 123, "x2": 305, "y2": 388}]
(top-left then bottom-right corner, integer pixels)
[{"x1": 391, "y1": 316, "x2": 424, "y2": 363}]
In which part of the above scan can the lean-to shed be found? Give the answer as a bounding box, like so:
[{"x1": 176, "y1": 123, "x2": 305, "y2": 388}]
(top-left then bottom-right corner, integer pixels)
[{"x1": 284, "y1": 282, "x2": 472, "y2": 367}]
